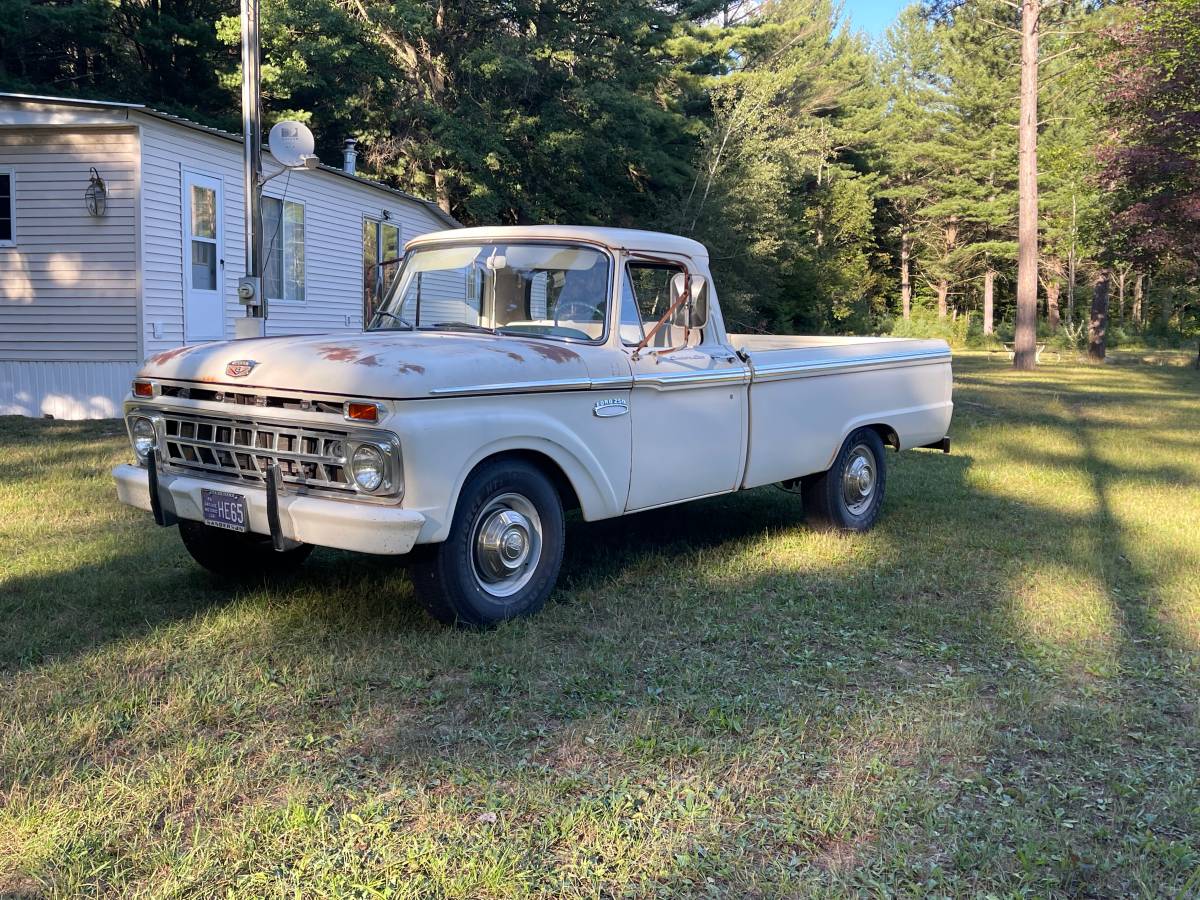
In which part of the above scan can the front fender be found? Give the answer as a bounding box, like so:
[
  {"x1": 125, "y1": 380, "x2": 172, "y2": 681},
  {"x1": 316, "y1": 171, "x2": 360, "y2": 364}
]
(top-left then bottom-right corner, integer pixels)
[{"x1": 390, "y1": 392, "x2": 631, "y2": 544}]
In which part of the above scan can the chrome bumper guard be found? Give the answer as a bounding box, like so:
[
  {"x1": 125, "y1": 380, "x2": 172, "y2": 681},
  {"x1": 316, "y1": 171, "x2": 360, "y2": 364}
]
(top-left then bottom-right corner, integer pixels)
[
  {"x1": 150, "y1": 454, "x2": 298, "y2": 553},
  {"x1": 148, "y1": 453, "x2": 178, "y2": 527},
  {"x1": 265, "y1": 462, "x2": 302, "y2": 551}
]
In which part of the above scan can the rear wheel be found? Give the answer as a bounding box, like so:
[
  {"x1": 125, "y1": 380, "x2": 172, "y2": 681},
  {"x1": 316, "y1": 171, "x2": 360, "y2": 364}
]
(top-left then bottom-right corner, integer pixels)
[
  {"x1": 802, "y1": 427, "x2": 887, "y2": 531},
  {"x1": 178, "y1": 519, "x2": 313, "y2": 577},
  {"x1": 411, "y1": 459, "x2": 564, "y2": 627}
]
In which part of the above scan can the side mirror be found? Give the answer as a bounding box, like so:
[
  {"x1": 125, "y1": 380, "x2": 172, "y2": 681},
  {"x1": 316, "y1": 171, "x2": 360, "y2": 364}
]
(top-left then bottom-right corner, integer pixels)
[{"x1": 670, "y1": 273, "x2": 709, "y2": 330}]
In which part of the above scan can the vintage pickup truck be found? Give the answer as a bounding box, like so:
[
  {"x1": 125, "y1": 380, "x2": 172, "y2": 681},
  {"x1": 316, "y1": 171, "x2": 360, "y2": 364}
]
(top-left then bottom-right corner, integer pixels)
[{"x1": 114, "y1": 226, "x2": 952, "y2": 625}]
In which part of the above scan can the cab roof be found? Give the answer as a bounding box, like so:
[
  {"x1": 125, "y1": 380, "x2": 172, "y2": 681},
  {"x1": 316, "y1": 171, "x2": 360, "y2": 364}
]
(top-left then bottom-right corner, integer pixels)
[{"x1": 406, "y1": 225, "x2": 709, "y2": 260}]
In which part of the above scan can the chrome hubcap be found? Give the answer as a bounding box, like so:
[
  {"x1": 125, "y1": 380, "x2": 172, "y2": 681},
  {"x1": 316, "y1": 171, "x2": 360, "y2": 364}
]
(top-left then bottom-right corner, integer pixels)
[
  {"x1": 471, "y1": 492, "x2": 542, "y2": 598},
  {"x1": 841, "y1": 444, "x2": 876, "y2": 516}
]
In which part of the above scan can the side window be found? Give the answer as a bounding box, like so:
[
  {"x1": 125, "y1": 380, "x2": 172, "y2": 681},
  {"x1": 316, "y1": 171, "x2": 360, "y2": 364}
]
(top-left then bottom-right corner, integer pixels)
[
  {"x1": 621, "y1": 263, "x2": 684, "y2": 347},
  {"x1": 1, "y1": 168, "x2": 16, "y2": 245},
  {"x1": 363, "y1": 218, "x2": 402, "y2": 322},
  {"x1": 263, "y1": 196, "x2": 305, "y2": 302}
]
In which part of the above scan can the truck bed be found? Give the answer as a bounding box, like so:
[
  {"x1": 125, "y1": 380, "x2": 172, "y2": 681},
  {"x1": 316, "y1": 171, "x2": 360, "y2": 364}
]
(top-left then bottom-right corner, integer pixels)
[
  {"x1": 727, "y1": 334, "x2": 954, "y2": 489},
  {"x1": 730, "y1": 333, "x2": 948, "y2": 361}
]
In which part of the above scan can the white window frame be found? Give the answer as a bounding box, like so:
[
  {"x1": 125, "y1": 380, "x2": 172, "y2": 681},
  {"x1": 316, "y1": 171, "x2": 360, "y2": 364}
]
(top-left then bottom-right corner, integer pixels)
[
  {"x1": 0, "y1": 167, "x2": 16, "y2": 247},
  {"x1": 362, "y1": 215, "x2": 402, "y2": 318},
  {"x1": 262, "y1": 194, "x2": 306, "y2": 303}
]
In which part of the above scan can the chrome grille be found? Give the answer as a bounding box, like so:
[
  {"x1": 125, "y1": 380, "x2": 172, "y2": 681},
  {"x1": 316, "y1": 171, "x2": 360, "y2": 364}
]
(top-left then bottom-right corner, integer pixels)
[{"x1": 160, "y1": 411, "x2": 353, "y2": 492}]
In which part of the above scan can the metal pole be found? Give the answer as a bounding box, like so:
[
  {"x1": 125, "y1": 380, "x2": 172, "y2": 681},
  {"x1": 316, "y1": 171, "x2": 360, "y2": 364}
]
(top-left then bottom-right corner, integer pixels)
[{"x1": 236, "y1": 0, "x2": 266, "y2": 336}]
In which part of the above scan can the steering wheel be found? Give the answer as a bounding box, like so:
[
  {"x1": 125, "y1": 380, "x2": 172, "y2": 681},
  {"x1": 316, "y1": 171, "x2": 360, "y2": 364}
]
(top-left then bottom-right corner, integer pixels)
[{"x1": 554, "y1": 298, "x2": 605, "y2": 327}]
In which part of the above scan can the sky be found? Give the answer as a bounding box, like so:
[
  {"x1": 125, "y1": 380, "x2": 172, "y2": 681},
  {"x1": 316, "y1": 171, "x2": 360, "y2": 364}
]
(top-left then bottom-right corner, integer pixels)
[{"x1": 840, "y1": 0, "x2": 910, "y2": 38}]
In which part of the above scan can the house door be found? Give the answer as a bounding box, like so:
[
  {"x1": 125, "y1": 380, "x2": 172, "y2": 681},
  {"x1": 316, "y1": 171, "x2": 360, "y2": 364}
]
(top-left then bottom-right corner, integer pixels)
[{"x1": 183, "y1": 172, "x2": 224, "y2": 342}]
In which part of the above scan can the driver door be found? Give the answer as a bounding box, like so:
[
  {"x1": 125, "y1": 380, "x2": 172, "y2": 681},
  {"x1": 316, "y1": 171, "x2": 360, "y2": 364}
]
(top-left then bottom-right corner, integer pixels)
[{"x1": 621, "y1": 260, "x2": 748, "y2": 511}]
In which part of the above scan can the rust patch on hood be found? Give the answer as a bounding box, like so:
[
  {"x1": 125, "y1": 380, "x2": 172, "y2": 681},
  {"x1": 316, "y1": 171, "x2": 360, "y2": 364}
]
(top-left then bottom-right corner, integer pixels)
[
  {"x1": 519, "y1": 341, "x2": 581, "y2": 364},
  {"x1": 316, "y1": 345, "x2": 387, "y2": 367},
  {"x1": 397, "y1": 363, "x2": 426, "y2": 375},
  {"x1": 148, "y1": 345, "x2": 199, "y2": 366},
  {"x1": 317, "y1": 346, "x2": 360, "y2": 363}
]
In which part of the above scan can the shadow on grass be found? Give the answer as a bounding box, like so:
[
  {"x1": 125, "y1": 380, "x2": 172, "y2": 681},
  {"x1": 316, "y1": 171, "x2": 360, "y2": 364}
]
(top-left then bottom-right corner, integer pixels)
[{"x1": 2, "y1": 358, "x2": 1199, "y2": 894}]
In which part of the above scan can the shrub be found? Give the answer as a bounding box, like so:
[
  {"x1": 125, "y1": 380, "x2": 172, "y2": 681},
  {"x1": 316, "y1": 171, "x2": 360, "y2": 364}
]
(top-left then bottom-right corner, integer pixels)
[{"x1": 888, "y1": 303, "x2": 972, "y2": 346}]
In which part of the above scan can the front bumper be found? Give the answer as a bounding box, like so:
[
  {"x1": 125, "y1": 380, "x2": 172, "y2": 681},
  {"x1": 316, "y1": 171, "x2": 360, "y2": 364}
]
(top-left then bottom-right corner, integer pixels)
[{"x1": 113, "y1": 464, "x2": 425, "y2": 555}]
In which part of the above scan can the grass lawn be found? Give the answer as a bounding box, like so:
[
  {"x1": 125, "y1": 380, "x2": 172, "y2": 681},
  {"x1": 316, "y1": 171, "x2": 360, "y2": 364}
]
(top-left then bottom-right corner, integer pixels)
[{"x1": 1, "y1": 354, "x2": 1198, "y2": 898}]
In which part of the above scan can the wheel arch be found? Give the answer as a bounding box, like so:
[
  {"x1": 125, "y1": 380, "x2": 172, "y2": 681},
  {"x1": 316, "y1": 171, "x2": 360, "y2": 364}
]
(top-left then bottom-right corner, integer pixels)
[
  {"x1": 467, "y1": 448, "x2": 583, "y2": 513},
  {"x1": 817, "y1": 421, "x2": 898, "y2": 472},
  {"x1": 426, "y1": 438, "x2": 610, "y2": 544},
  {"x1": 864, "y1": 422, "x2": 900, "y2": 451}
]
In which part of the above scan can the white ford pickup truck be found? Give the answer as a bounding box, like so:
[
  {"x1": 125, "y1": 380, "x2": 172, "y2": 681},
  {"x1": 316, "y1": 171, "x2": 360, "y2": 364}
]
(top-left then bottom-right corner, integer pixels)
[{"x1": 114, "y1": 226, "x2": 952, "y2": 625}]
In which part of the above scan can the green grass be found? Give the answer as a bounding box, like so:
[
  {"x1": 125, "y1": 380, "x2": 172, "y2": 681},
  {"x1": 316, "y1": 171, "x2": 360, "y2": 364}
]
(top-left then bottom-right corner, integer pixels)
[{"x1": 1, "y1": 354, "x2": 1198, "y2": 898}]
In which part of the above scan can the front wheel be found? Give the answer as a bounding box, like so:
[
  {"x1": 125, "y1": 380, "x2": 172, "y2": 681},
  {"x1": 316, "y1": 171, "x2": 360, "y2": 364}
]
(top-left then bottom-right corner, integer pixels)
[
  {"x1": 410, "y1": 459, "x2": 565, "y2": 627},
  {"x1": 178, "y1": 519, "x2": 313, "y2": 577},
  {"x1": 801, "y1": 427, "x2": 888, "y2": 531}
]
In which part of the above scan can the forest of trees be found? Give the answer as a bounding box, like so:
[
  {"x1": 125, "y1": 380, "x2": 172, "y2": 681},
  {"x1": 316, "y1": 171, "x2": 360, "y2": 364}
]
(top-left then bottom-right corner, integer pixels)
[{"x1": 2, "y1": 0, "x2": 1197, "y2": 363}]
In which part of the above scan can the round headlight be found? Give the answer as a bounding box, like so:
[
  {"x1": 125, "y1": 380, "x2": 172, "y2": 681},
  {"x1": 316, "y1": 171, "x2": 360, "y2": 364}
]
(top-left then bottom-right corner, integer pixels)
[
  {"x1": 351, "y1": 444, "x2": 387, "y2": 492},
  {"x1": 131, "y1": 417, "x2": 156, "y2": 460}
]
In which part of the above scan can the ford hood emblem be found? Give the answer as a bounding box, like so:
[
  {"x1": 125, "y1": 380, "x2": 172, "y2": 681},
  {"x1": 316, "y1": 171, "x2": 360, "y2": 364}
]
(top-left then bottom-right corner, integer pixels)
[{"x1": 225, "y1": 359, "x2": 258, "y2": 378}]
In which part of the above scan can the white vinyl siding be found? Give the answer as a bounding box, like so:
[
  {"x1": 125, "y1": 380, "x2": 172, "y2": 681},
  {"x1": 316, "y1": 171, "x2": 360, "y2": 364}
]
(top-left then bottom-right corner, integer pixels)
[{"x1": 0, "y1": 127, "x2": 139, "y2": 361}]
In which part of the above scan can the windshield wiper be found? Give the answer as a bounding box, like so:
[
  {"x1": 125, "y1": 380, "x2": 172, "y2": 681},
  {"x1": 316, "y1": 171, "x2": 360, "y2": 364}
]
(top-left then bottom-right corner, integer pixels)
[
  {"x1": 372, "y1": 310, "x2": 414, "y2": 330},
  {"x1": 424, "y1": 321, "x2": 498, "y2": 334}
]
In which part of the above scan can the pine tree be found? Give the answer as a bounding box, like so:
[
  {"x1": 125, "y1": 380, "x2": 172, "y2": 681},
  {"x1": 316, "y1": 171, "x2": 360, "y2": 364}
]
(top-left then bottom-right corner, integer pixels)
[{"x1": 876, "y1": 5, "x2": 945, "y2": 320}]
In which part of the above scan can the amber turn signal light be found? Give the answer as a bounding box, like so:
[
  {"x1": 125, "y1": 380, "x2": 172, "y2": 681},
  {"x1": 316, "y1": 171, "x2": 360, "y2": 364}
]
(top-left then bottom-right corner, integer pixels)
[
  {"x1": 132, "y1": 380, "x2": 154, "y2": 398},
  {"x1": 345, "y1": 401, "x2": 379, "y2": 422}
]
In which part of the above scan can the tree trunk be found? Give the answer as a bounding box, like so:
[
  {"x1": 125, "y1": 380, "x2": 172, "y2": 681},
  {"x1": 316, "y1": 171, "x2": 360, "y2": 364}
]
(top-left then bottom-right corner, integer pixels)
[
  {"x1": 1066, "y1": 195, "x2": 1077, "y2": 324},
  {"x1": 1133, "y1": 273, "x2": 1144, "y2": 325},
  {"x1": 936, "y1": 280, "x2": 949, "y2": 318},
  {"x1": 983, "y1": 269, "x2": 995, "y2": 335},
  {"x1": 1067, "y1": 255, "x2": 1075, "y2": 324},
  {"x1": 1161, "y1": 290, "x2": 1173, "y2": 329},
  {"x1": 1088, "y1": 270, "x2": 1110, "y2": 362},
  {"x1": 1013, "y1": 0, "x2": 1041, "y2": 371},
  {"x1": 433, "y1": 168, "x2": 451, "y2": 215},
  {"x1": 900, "y1": 235, "x2": 912, "y2": 319},
  {"x1": 1046, "y1": 280, "x2": 1061, "y2": 332},
  {"x1": 1115, "y1": 268, "x2": 1126, "y2": 321}
]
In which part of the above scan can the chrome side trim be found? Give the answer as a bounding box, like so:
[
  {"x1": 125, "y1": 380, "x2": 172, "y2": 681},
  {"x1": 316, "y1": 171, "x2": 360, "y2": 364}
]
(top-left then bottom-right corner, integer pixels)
[
  {"x1": 429, "y1": 377, "x2": 593, "y2": 397},
  {"x1": 430, "y1": 367, "x2": 749, "y2": 397},
  {"x1": 749, "y1": 348, "x2": 951, "y2": 382},
  {"x1": 589, "y1": 375, "x2": 635, "y2": 390},
  {"x1": 631, "y1": 368, "x2": 750, "y2": 390}
]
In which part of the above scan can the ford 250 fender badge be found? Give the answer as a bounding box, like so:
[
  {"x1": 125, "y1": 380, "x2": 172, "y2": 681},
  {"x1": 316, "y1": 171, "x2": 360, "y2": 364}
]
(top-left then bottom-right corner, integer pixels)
[
  {"x1": 593, "y1": 398, "x2": 629, "y2": 417},
  {"x1": 225, "y1": 359, "x2": 258, "y2": 377}
]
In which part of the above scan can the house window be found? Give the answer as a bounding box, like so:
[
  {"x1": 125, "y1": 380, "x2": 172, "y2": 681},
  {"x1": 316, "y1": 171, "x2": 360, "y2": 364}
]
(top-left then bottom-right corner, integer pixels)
[
  {"x1": 0, "y1": 168, "x2": 14, "y2": 245},
  {"x1": 363, "y1": 217, "x2": 401, "y2": 321},
  {"x1": 263, "y1": 196, "x2": 305, "y2": 302}
]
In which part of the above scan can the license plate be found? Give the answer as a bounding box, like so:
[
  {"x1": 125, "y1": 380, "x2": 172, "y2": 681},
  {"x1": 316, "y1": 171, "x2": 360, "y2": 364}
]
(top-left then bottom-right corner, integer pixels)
[{"x1": 201, "y1": 488, "x2": 249, "y2": 533}]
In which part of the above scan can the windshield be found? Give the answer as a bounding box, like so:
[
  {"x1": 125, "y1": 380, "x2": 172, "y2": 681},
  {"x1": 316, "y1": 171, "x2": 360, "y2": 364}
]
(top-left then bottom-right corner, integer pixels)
[{"x1": 369, "y1": 242, "x2": 611, "y2": 342}]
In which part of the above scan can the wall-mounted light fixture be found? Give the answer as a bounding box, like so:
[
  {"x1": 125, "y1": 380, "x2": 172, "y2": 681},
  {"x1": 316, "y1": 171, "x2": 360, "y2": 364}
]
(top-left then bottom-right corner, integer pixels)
[{"x1": 84, "y1": 167, "x2": 107, "y2": 217}]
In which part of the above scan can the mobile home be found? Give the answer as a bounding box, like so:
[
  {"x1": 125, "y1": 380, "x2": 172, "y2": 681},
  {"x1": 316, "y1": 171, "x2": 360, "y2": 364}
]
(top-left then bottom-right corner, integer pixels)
[{"x1": 0, "y1": 92, "x2": 459, "y2": 419}]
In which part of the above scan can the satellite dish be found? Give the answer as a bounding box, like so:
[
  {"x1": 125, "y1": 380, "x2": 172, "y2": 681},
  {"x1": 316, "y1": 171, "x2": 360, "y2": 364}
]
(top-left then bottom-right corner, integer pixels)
[{"x1": 267, "y1": 120, "x2": 316, "y2": 168}]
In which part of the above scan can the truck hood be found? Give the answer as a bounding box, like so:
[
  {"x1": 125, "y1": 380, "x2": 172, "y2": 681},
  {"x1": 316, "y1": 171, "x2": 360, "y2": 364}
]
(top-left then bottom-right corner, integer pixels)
[{"x1": 139, "y1": 331, "x2": 603, "y2": 399}]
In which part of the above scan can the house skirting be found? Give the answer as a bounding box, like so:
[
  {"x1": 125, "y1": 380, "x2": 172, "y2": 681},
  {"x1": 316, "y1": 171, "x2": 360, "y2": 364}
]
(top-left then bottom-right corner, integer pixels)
[{"x1": 0, "y1": 360, "x2": 138, "y2": 420}]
